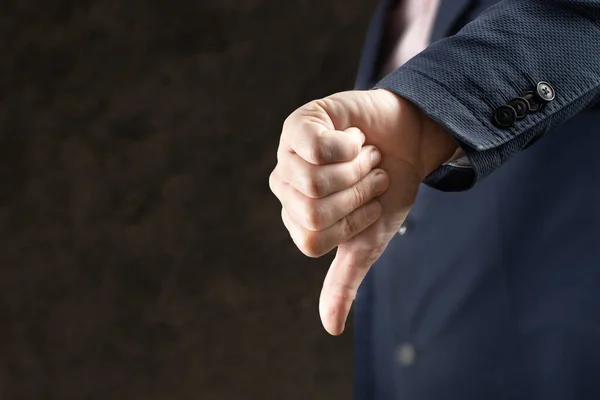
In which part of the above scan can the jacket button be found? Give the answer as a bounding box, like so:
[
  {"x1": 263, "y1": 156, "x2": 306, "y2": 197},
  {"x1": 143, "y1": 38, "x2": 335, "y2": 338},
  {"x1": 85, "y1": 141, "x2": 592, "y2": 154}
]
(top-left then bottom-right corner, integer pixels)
[
  {"x1": 522, "y1": 91, "x2": 543, "y2": 112},
  {"x1": 508, "y1": 98, "x2": 529, "y2": 119},
  {"x1": 493, "y1": 105, "x2": 517, "y2": 128},
  {"x1": 396, "y1": 343, "x2": 417, "y2": 367},
  {"x1": 536, "y1": 81, "x2": 555, "y2": 102},
  {"x1": 398, "y1": 225, "x2": 407, "y2": 236}
]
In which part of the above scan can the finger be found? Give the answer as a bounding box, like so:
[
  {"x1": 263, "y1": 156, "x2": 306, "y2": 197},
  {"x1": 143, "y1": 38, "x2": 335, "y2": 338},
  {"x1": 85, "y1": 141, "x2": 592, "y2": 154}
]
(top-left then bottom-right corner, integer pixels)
[
  {"x1": 281, "y1": 200, "x2": 382, "y2": 258},
  {"x1": 283, "y1": 122, "x2": 366, "y2": 165},
  {"x1": 283, "y1": 169, "x2": 389, "y2": 231},
  {"x1": 282, "y1": 145, "x2": 382, "y2": 199},
  {"x1": 319, "y1": 229, "x2": 387, "y2": 336}
]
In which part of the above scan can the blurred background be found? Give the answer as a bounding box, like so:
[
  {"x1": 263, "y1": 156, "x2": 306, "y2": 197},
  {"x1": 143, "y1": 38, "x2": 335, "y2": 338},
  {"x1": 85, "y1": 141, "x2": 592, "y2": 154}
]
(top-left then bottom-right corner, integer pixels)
[{"x1": 0, "y1": 0, "x2": 376, "y2": 398}]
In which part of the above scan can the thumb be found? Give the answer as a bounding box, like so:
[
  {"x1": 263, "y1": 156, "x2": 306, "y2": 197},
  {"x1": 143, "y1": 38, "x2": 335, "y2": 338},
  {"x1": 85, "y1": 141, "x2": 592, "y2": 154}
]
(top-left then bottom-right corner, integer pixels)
[{"x1": 318, "y1": 226, "x2": 388, "y2": 335}]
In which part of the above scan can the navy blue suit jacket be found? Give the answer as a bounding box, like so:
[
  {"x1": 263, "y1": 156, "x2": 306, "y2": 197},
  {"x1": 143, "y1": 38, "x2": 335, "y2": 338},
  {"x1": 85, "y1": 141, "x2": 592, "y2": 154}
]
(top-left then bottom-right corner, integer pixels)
[{"x1": 353, "y1": 1, "x2": 600, "y2": 399}]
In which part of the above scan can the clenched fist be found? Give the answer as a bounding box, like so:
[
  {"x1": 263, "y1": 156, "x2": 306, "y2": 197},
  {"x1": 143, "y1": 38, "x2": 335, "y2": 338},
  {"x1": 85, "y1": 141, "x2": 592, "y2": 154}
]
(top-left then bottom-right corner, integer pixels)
[{"x1": 270, "y1": 89, "x2": 457, "y2": 335}]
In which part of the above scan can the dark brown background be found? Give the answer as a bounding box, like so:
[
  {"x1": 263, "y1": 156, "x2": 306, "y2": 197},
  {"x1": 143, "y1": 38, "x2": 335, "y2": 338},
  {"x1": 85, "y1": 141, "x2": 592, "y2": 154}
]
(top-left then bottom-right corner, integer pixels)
[{"x1": 0, "y1": 0, "x2": 375, "y2": 398}]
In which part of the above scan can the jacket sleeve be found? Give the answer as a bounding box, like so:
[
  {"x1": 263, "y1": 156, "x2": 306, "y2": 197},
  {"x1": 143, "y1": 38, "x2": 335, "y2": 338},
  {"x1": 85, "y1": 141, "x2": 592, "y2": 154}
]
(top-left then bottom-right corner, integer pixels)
[{"x1": 374, "y1": 0, "x2": 600, "y2": 191}]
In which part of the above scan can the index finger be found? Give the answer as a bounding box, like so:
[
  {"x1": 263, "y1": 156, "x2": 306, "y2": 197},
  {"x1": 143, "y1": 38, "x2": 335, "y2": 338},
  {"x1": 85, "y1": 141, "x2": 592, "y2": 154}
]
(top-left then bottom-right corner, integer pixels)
[{"x1": 282, "y1": 111, "x2": 365, "y2": 165}]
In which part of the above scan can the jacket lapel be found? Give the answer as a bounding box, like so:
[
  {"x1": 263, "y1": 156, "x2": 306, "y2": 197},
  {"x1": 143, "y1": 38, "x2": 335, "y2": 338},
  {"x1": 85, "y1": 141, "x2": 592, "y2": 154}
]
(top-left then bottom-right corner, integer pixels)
[
  {"x1": 354, "y1": 0, "x2": 395, "y2": 89},
  {"x1": 430, "y1": 0, "x2": 473, "y2": 43}
]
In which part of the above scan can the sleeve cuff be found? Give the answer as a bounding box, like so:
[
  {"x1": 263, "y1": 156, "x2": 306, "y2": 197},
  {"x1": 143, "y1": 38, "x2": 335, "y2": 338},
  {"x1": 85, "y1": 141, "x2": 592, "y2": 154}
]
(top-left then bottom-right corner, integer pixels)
[{"x1": 373, "y1": 66, "x2": 508, "y2": 191}]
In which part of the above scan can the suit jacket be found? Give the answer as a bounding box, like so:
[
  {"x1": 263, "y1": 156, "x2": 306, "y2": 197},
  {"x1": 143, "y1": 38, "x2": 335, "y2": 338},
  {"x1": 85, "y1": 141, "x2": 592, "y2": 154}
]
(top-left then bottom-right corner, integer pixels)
[{"x1": 353, "y1": 1, "x2": 600, "y2": 399}]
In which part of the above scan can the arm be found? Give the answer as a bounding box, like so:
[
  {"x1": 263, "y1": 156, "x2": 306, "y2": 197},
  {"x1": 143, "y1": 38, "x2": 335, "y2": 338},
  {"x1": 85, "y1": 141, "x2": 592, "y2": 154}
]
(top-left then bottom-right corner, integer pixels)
[
  {"x1": 376, "y1": 0, "x2": 600, "y2": 190},
  {"x1": 270, "y1": 0, "x2": 600, "y2": 335}
]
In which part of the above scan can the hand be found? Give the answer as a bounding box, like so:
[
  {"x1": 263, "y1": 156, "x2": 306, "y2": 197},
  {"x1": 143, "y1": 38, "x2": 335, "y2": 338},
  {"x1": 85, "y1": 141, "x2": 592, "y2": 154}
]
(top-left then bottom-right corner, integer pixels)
[{"x1": 269, "y1": 89, "x2": 457, "y2": 335}]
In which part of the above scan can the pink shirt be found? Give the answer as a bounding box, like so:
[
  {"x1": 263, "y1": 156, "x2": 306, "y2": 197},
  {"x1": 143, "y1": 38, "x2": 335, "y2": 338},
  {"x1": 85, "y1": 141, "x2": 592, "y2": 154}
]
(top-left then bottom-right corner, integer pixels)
[
  {"x1": 382, "y1": 0, "x2": 440, "y2": 75},
  {"x1": 382, "y1": 0, "x2": 468, "y2": 164}
]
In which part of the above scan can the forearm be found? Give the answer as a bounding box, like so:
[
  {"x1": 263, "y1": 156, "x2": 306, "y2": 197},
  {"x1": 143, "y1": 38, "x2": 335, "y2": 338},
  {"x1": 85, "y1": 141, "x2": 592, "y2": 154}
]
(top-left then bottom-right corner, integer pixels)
[{"x1": 375, "y1": 0, "x2": 600, "y2": 190}]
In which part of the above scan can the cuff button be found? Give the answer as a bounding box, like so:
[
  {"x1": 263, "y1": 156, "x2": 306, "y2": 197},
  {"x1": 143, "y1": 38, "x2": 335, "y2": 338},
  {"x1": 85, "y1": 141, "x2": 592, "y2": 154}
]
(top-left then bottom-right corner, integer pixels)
[
  {"x1": 493, "y1": 105, "x2": 517, "y2": 128},
  {"x1": 522, "y1": 91, "x2": 543, "y2": 112},
  {"x1": 536, "y1": 81, "x2": 556, "y2": 102},
  {"x1": 508, "y1": 98, "x2": 529, "y2": 119}
]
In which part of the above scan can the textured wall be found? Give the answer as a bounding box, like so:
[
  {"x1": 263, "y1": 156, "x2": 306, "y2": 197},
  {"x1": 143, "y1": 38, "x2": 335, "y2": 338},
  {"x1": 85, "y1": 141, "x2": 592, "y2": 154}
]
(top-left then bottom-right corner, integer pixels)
[{"x1": 0, "y1": 0, "x2": 375, "y2": 398}]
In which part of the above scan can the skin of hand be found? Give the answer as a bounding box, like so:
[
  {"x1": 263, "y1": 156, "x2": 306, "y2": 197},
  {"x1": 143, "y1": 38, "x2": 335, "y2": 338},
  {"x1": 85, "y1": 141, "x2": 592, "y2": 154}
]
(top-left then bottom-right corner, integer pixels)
[{"x1": 269, "y1": 88, "x2": 458, "y2": 335}]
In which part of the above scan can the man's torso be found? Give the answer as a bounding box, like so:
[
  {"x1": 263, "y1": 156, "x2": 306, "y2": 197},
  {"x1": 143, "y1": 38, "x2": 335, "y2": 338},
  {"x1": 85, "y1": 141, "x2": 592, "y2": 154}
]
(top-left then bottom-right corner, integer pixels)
[{"x1": 354, "y1": 1, "x2": 600, "y2": 399}]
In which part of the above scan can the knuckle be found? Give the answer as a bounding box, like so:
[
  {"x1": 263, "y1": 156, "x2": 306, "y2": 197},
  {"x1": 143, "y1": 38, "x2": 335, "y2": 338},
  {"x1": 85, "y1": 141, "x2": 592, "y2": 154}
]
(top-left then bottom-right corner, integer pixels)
[
  {"x1": 351, "y1": 182, "x2": 368, "y2": 207},
  {"x1": 312, "y1": 97, "x2": 332, "y2": 111},
  {"x1": 281, "y1": 207, "x2": 294, "y2": 234},
  {"x1": 301, "y1": 169, "x2": 327, "y2": 199},
  {"x1": 354, "y1": 155, "x2": 366, "y2": 182},
  {"x1": 309, "y1": 139, "x2": 332, "y2": 165},
  {"x1": 295, "y1": 164, "x2": 317, "y2": 198},
  {"x1": 310, "y1": 98, "x2": 335, "y2": 120},
  {"x1": 340, "y1": 214, "x2": 361, "y2": 238},
  {"x1": 346, "y1": 244, "x2": 382, "y2": 269},
  {"x1": 324, "y1": 278, "x2": 358, "y2": 303},
  {"x1": 297, "y1": 231, "x2": 324, "y2": 258},
  {"x1": 303, "y1": 177, "x2": 322, "y2": 199},
  {"x1": 302, "y1": 199, "x2": 326, "y2": 231},
  {"x1": 269, "y1": 169, "x2": 277, "y2": 189},
  {"x1": 269, "y1": 170, "x2": 281, "y2": 197},
  {"x1": 282, "y1": 113, "x2": 295, "y2": 132}
]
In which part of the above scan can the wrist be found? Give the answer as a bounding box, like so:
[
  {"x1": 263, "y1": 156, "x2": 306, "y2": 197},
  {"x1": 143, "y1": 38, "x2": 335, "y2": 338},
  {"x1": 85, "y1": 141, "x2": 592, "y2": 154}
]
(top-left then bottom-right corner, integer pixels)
[
  {"x1": 417, "y1": 109, "x2": 459, "y2": 179},
  {"x1": 369, "y1": 89, "x2": 459, "y2": 181}
]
